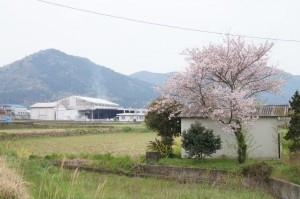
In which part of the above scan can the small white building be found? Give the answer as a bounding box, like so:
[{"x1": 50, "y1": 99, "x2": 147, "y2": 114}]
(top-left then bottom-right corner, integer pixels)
[
  {"x1": 117, "y1": 109, "x2": 147, "y2": 122},
  {"x1": 30, "y1": 102, "x2": 66, "y2": 120},
  {"x1": 1, "y1": 104, "x2": 29, "y2": 119},
  {"x1": 180, "y1": 105, "x2": 289, "y2": 159}
]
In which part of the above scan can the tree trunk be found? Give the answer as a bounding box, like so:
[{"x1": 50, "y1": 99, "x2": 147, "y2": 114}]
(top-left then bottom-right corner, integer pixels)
[{"x1": 234, "y1": 128, "x2": 247, "y2": 164}]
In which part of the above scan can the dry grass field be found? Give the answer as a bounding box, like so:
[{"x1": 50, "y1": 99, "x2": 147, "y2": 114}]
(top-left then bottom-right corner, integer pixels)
[{"x1": 2, "y1": 132, "x2": 157, "y2": 157}]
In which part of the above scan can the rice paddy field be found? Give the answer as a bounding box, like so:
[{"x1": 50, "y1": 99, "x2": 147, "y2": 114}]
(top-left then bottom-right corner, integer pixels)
[
  {"x1": 2, "y1": 132, "x2": 156, "y2": 157},
  {"x1": 0, "y1": 121, "x2": 288, "y2": 198}
]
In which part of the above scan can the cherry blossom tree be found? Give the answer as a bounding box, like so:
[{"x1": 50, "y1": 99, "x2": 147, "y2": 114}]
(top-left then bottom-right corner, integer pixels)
[{"x1": 161, "y1": 36, "x2": 285, "y2": 163}]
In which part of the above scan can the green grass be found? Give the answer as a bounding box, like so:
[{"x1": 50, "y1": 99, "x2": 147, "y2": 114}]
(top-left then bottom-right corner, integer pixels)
[
  {"x1": 36, "y1": 152, "x2": 137, "y2": 173},
  {"x1": 272, "y1": 129, "x2": 300, "y2": 184},
  {"x1": 1, "y1": 123, "x2": 299, "y2": 191},
  {"x1": 9, "y1": 157, "x2": 274, "y2": 199},
  {"x1": 2, "y1": 128, "x2": 300, "y2": 184}
]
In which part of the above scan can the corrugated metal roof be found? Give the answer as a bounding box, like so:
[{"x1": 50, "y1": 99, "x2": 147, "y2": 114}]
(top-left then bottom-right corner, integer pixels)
[
  {"x1": 74, "y1": 96, "x2": 120, "y2": 107},
  {"x1": 30, "y1": 102, "x2": 58, "y2": 108},
  {"x1": 257, "y1": 105, "x2": 289, "y2": 117},
  {"x1": 180, "y1": 104, "x2": 289, "y2": 118}
]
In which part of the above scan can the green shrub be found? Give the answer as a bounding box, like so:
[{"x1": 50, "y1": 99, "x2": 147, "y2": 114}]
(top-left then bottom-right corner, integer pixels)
[
  {"x1": 122, "y1": 126, "x2": 132, "y2": 132},
  {"x1": 182, "y1": 122, "x2": 221, "y2": 159},
  {"x1": 242, "y1": 162, "x2": 273, "y2": 182},
  {"x1": 147, "y1": 138, "x2": 173, "y2": 157},
  {"x1": 144, "y1": 97, "x2": 182, "y2": 147}
]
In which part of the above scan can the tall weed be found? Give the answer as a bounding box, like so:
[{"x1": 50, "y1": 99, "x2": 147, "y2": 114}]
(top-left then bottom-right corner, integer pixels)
[{"x1": 0, "y1": 157, "x2": 29, "y2": 199}]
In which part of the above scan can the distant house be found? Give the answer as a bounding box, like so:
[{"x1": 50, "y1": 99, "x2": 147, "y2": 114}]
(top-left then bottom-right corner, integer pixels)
[
  {"x1": 8, "y1": 104, "x2": 29, "y2": 119},
  {"x1": 180, "y1": 105, "x2": 289, "y2": 159},
  {"x1": 117, "y1": 109, "x2": 147, "y2": 122},
  {"x1": 0, "y1": 104, "x2": 29, "y2": 119}
]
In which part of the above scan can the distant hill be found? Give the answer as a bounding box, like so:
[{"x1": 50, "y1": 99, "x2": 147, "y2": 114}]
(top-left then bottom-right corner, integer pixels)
[
  {"x1": 0, "y1": 49, "x2": 157, "y2": 107},
  {"x1": 131, "y1": 70, "x2": 300, "y2": 105},
  {"x1": 260, "y1": 73, "x2": 300, "y2": 104},
  {"x1": 130, "y1": 71, "x2": 176, "y2": 86},
  {"x1": 1, "y1": 49, "x2": 299, "y2": 108}
]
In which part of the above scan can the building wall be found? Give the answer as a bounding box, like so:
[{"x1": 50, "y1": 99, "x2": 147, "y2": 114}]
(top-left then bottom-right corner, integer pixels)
[
  {"x1": 12, "y1": 107, "x2": 29, "y2": 119},
  {"x1": 30, "y1": 107, "x2": 56, "y2": 120},
  {"x1": 118, "y1": 114, "x2": 145, "y2": 122},
  {"x1": 181, "y1": 117, "x2": 279, "y2": 159},
  {"x1": 56, "y1": 110, "x2": 80, "y2": 121}
]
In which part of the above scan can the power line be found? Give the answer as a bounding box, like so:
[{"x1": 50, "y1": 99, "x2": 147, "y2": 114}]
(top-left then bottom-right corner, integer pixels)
[{"x1": 36, "y1": 0, "x2": 300, "y2": 43}]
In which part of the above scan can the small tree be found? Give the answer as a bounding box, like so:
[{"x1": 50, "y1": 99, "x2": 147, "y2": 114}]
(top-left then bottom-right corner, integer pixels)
[
  {"x1": 145, "y1": 97, "x2": 182, "y2": 153},
  {"x1": 182, "y1": 122, "x2": 221, "y2": 159},
  {"x1": 285, "y1": 90, "x2": 300, "y2": 153}
]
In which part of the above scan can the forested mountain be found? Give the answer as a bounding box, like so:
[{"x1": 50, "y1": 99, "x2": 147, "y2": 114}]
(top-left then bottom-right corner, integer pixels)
[
  {"x1": 130, "y1": 71, "x2": 176, "y2": 86},
  {"x1": 1, "y1": 49, "x2": 299, "y2": 108},
  {"x1": 0, "y1": 49, "x2": 157, "y2": 107}
]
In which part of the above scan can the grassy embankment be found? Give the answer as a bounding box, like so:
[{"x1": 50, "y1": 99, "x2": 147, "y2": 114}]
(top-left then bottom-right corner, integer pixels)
[{"x1": 2, "y1": 154, "x2": 273, "y2": 199}]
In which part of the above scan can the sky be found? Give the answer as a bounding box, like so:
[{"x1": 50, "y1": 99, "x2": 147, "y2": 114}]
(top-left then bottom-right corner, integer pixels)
[{"x1": 1, "y1": 0, "x2": 300, "y2": 75}]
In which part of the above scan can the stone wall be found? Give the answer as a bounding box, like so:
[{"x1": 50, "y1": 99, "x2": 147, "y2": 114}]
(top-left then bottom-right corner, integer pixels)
[
  {"x1": 265, "y1": 178, "x2": 300, "y2": 199},
  {"x1": 138, "y1": 164, "x2": 300, "y2": 199},
  {"x1": 139, "y1": 164, "x2": 230, "y2": 183}
]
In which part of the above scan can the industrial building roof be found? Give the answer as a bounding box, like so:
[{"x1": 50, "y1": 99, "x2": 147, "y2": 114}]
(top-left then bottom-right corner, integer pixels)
[
  {"x1": 30, "y1": 102, "x2": 59, "y2": 108},
  {"x1": 8, "y1": 104, "x2": 26, "y2": 108},
  {"x1": 74, "y1": 96, "x2": 120, "y2": 107},
  {"x1": 180, "y1": 104, "x2": 289, "y2": 118}
]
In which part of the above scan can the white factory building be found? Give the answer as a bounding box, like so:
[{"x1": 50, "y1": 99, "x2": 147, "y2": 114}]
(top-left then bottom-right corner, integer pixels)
[{"x1": 30, "y1": 96, "x2": 123, "y2": 121}]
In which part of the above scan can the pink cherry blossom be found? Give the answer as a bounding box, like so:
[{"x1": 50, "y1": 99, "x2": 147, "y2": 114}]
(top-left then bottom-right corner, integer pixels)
[{"x1": 160, "y1": 36, "x2": 285, "y2": 133}]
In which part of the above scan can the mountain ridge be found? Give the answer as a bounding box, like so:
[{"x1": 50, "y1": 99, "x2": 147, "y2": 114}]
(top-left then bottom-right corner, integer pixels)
[
  {"x1": 1, "y1": 49, "x2": 299, "y2": 107},
  {"x1": 0, "y1": 49, "x2": 157, "y2": 107}
]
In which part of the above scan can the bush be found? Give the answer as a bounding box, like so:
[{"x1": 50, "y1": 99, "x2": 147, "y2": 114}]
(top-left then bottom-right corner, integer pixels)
[
  {"x1": 122, "y1": 126, "x2": 132, "y2": 132},
  {"x1": 182, "y1": 122, "x2": 221, "y2": 159},
  {"x1": 144, "y1": 97, "x2": 182, "y2": 147},
  {"x1": 242, "y1": 162, "x2": 273, "y2": 182},
  {"x1": 147, "y1": 138, "x2": 173, "y2": 157},
  {"x1": 285, "y1": 90, "x2": 300, "y2": 153}
]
